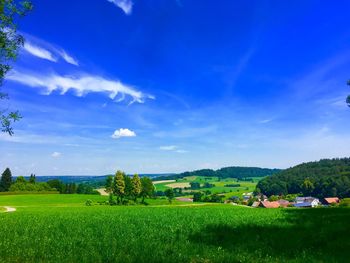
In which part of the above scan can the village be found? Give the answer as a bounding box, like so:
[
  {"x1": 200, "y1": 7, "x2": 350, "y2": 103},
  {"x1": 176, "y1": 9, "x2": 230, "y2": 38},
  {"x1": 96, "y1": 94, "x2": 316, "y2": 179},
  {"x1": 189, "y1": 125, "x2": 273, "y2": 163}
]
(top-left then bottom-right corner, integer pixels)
[{"x1": 236, "y1": 194, "x2": 341, "y2": 209}]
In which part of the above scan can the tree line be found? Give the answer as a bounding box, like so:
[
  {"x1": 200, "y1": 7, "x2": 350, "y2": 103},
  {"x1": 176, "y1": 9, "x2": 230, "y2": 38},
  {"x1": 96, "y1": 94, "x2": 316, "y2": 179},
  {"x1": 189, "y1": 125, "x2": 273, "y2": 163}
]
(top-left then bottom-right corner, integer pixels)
[
  {"x1": 154, "y1": 166, "x2": 281, "y2": 181},
  {"x1": 256, "y1": 158, "x2": 350, "y2": 198},
  {"x1": 0, "y1": 168, "x2": 99, "y2": 194}
]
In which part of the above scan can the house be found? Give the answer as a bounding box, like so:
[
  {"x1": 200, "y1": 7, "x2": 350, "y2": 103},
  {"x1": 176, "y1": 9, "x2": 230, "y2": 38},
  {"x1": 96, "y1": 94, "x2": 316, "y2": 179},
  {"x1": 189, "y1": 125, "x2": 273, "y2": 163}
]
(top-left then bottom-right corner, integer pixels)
[
  {"x1": 259, "y1": 201, "x2": 280, "y2": 208},
  {"x1": 295, "y1": 197, "x2": 320, "y2": 205},
  {"x1": 251, "y1": 201, "x2": 260, "y2": 208},
  {"x1": 293, "y1": 197, "x2": 320, "y2": 208},
  {"x1": 277, "y1": 199, "x2": 290, "y2": 208},
  {"x1": 324, "y1": 197, "x2": 340, "y2": 205},
  {"x1": 242, "y1": 195, "x2": 251, "y2": 201}
]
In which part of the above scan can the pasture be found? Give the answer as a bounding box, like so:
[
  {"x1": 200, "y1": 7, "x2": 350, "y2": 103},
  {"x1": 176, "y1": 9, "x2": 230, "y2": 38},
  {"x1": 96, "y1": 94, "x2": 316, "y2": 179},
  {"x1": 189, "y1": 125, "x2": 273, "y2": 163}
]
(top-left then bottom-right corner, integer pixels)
[
  {"x1": 0, "y1": 194, "x2": 349, "y2": 262},
  {"x1": 154, "y1": 176, "x2": 257, "y2": 198}
]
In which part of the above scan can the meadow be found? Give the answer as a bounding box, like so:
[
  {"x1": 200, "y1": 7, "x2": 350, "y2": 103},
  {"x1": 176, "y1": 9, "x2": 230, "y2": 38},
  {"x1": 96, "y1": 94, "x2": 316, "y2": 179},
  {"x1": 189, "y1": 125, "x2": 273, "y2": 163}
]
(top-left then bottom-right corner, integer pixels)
[
  {"x1": 154, "y1": 176, "x2": 257, "y2": 198},
  {"x1": 0, "y1": 194, "x2": 349, "y2": 262}
]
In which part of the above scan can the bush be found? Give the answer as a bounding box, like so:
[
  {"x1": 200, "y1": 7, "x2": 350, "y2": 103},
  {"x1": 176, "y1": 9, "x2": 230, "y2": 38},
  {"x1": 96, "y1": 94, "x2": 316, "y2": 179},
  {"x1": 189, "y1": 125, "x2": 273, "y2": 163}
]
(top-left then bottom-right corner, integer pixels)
[
  {"x1": 85, "y1": 199, "x2": 93, "y2": 206},
  {"x1": 339, "y1": 198, "x2": 350, "y2": 207}
]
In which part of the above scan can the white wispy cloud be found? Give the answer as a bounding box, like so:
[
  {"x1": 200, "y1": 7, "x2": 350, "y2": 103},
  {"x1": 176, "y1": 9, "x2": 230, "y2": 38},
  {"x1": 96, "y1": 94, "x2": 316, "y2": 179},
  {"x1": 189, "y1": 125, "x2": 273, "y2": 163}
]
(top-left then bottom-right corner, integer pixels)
[
  {"x1": 7, "y1": 70, "x2": 154, "y2": 104},
  {"x1": 159, "y1": 145, "x2": 188, "y2": 153},
  {"x1": 108, "y1": 0, "x2": 133, "y2": 15},
  {"x1": 111, "y1": 128, "x2": 136, "y2": 139},
  {"x1": 23, "y1": 42, "x2": 57, "y2": 62},
  {"x1": 51, "y1": 152, "x2": 61, "y2": 158},
  {"x1": 159, "y1": 145, "x2": 177, "y2": 151},
  {"x1": 22, "y1": 37, "x2": 78, "y2": 66},
  {"x1": 59, "y1": 50, "x2": 79, "y2": 66}
]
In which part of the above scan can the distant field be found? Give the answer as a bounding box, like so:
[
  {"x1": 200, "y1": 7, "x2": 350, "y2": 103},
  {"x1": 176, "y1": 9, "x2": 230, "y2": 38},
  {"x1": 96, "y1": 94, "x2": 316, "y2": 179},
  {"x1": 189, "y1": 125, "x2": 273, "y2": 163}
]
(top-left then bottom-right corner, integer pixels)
[
  {"x1": 0, "y1": 195, "x2": 349, "y2": 262},
  {"x1": 165, "y1": 182, "x2": 191, "y2": 188},
  {"x1": 154, "y1": 176, "x2": 258, "y2": 198}
]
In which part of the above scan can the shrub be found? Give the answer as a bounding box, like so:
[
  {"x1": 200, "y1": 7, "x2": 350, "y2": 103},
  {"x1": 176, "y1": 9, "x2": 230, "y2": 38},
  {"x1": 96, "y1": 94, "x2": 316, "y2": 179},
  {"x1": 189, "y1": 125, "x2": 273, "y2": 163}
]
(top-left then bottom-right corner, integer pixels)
[{"x1": 85, "y1": 199, "x2": 93, "y2": 206}]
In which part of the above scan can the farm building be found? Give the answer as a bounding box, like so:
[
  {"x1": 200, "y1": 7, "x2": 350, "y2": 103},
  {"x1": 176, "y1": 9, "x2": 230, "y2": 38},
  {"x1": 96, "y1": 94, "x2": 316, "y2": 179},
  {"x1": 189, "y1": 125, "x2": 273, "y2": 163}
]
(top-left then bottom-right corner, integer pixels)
[
  {"x1": 324, "y1": 197, "x2": 339, "y2": 205},
  {"x1": 251, "y1": 201, "x2": 260, "y2": 208},
  {"x1": 295, "y1": 197, "x2": 320, "y2": 204},
  {"x1": 259, "y1": 201, "x2": 280, "y2": 208},
  {"x1": 293, "y1": 197, "x2": 320, "y2": 208},
  {"x1": 277, "y1": 199, "x2": 290, "y2": 207}
]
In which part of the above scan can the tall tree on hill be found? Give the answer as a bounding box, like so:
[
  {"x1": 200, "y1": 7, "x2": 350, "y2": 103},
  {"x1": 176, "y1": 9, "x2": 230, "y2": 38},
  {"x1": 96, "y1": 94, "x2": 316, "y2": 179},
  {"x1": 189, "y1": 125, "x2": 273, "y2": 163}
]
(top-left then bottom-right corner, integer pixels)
[
  {"x1": 0, "y1": 167, "x2": 12, "y2": 191},
  {"x1": 140, "y1": 177, "x2": 155, "y2": 203},
  {"x1": 113, "y1": 170, "x2": 125, "y2": 203},
  {"x1": 29, "y1": 173, "x2": 35, "y2": 184},
  {"x1": 0, "y1": 0, "x2": 32, "y2": 135},
  {"x1": 131, "y1": 174, "x2": 141, "y2": 201}
]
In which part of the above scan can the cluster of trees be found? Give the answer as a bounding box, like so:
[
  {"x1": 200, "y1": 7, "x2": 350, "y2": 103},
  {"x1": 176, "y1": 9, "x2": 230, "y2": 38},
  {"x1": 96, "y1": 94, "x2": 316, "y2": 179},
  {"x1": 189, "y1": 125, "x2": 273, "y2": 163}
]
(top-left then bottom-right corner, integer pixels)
[
  {"x1": 0, "y1": 168, "x2": 100, "y2": 195},
  {"x1": 256, "y1": 158, "x2": 350, "y2": 198},
  {"x1": 46, "y1": 179, "x2": 99, "y2": 195},
  {"x1": 155, "y1": 166, "x2": 281, "y2": 181},
  {"x1": 0, "y1": 168, "x2": 54, "y2": 192},
  {"x1": 193, "y1": 192, "x2": 224, "y2": 203},
  {"x1": 106, "y1": 171, "x2": 155, "y2": 205},
  {"x1": 186, "y1": 181, "x2": 215, "y2": 190}
]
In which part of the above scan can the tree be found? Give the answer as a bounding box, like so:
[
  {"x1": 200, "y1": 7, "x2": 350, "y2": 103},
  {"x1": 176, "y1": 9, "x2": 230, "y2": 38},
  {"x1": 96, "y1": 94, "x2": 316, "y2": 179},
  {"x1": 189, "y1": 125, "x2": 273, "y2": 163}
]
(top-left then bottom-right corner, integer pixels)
[
  {"x1": 131, "y1": 174, "x2": 141, "y2": 201},
  {"x1": 29, "y1": 173, "x2": 35, "y2": 184},
  {"x1": 164, "y1": 188, "x2": 175, "y2": 203},
  {"x1": 124, "y1": 174, "x2": 133, "y2": 198},
  {"x1": 0, "y1": 167, "x2": 12, "y2": 191},
  {"x1": 347, "y1": 80, "x2": 350, "y2": 107},
  {"x1": 113, "y1": 170, "x2": 125, "y2": 204},
  {"x1": 0, "y1": 0, "x2": 32, "y2": 135},
  {"x1": 301, "y1": 178, "x2": 315, "y2": 196},
  {"x1": 105, "y1": 176, "x2": 113, "y2": 193},
  {"x1": 140, "y1": 177, "x2": 154, "y2": 203}
]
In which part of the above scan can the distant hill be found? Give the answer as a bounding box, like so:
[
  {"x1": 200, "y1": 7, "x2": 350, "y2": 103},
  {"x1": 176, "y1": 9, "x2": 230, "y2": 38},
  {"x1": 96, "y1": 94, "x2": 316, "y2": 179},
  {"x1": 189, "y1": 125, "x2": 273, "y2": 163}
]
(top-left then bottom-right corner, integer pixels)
[
  {"x1": 153, "y1": 167, "x2": 281, "y2": 181},
  {"x1": 256, "y1": 158, "x2": 350, "y2": 198},
  {"x1": 21, "y1": 174, "x2": 174, "y2": 186}
]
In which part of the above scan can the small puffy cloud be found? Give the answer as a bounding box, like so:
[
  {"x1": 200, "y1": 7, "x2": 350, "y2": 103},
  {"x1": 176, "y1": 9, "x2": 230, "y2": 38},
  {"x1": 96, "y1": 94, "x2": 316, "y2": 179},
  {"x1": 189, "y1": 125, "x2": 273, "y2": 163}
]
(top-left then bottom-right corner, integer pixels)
[
  {"x1": 51, "y1": 152, "x2": 61, "y2": 158},
  {"x1": 7, "y1": 71, "x2": 154, "y2": 104},
  {"x1": 23, "y1": 42, "x2": 57, "y2": 62},
  {"x1": 111, "y1": 128, "x2": 136, "y2": 139},
  {"x1": 159, "y1": 145, "x2": 177, "y2": 151},
  {"x1": 108, "y1": 0, "x2": 133, "y2": 15}
]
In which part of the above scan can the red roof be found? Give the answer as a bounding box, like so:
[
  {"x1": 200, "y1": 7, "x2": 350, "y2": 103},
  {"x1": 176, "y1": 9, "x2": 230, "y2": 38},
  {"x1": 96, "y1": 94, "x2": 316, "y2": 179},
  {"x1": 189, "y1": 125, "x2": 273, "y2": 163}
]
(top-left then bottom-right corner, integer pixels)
[
  {"x1": 324, "y1": 197, "x2": 339, "y2": 204},
  {"x1": 260, "y1": 201, "x2": 280, "y2": 208}
]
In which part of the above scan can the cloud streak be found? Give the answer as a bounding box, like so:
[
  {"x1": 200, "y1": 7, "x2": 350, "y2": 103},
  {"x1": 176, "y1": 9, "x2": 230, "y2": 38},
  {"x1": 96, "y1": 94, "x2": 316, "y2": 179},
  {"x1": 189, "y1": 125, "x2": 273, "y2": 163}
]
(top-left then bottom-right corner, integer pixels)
[
  {"x1": 7, "y1": 70, "x2": 154, "y2": 104},
  {"x1": 159, "y1": 145, "x2": 177, "y2": 151},
  {"x1": 23, "y1": 38, "x2": 78, "y2": 66},
  {"x1": 23, "y1": 42, "x2": 57, "y2": 62},
  {"x1": 108, "y1": 0, "x2": 133, "y2": 15}
]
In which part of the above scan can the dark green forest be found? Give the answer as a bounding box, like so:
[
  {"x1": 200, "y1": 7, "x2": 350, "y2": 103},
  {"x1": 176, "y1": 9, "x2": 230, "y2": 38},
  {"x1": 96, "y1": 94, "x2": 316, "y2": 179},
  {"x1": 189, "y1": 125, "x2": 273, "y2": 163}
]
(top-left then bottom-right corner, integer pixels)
[
  {"x1": 154, "y1": 167, "x2": 281, "y2": 181},
  {"x1": 256, "y1": 158, "x2": 350, "y2": 198}
]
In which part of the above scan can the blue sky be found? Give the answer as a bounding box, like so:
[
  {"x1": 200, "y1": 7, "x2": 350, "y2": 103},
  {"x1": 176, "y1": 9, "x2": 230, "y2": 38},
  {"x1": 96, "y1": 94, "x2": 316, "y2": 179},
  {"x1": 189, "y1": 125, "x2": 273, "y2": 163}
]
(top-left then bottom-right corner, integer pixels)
[{"x1": 1, "y1": 0, "x2": 350, "y2": 175}]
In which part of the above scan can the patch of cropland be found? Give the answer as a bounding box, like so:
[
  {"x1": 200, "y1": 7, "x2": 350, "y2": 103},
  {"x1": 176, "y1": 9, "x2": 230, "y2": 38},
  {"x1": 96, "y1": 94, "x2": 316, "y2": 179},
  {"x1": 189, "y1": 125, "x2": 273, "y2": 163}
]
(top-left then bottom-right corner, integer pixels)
[{"x1": 0, "y1": 197, "x2": 349, "y2": 262}]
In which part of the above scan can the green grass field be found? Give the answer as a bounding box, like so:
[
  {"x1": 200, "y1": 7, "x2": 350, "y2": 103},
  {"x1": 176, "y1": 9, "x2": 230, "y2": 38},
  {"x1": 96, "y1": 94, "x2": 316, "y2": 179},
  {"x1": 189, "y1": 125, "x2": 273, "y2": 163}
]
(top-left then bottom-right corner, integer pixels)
[
  {"x1": 0, "y1": 194, "x2": 349, "y2": 262},
  {"x1": 154, "y1": 176, "x2": 257, "y2": 198}
]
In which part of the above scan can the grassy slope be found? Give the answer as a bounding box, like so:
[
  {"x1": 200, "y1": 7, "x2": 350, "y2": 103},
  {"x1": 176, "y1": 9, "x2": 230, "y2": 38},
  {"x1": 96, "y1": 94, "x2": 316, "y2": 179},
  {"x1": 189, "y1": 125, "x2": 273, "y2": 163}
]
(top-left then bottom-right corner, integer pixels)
[{"x1": 0, "y1": 194, "x2": 349, "y2": 262}]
